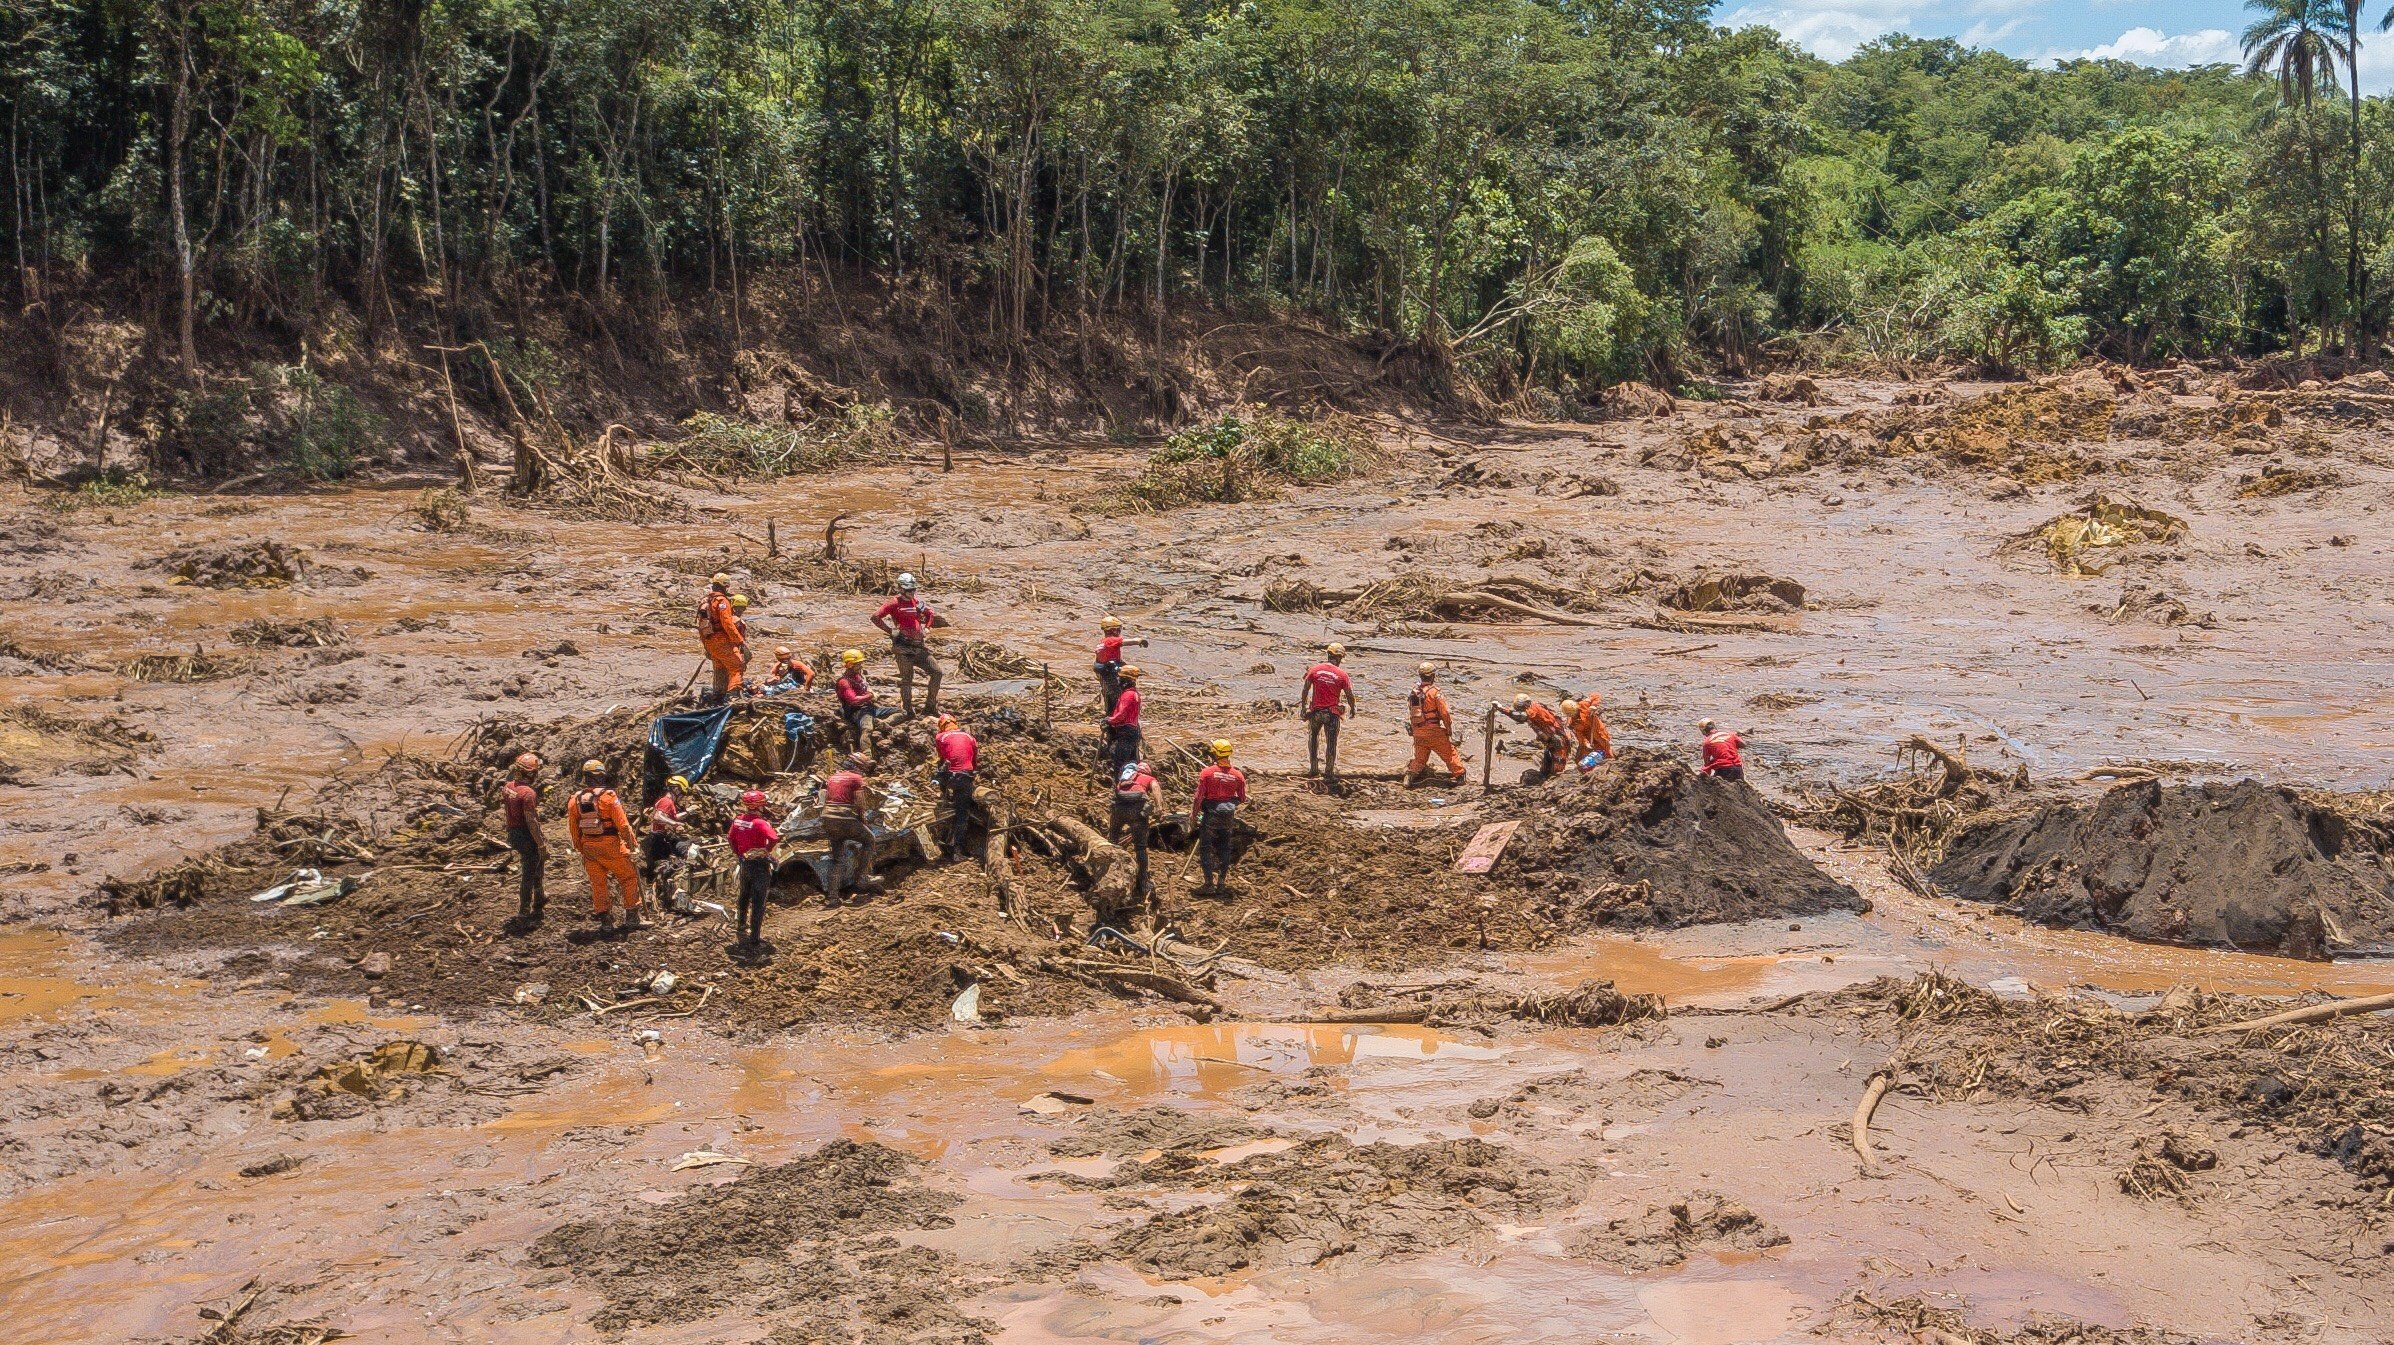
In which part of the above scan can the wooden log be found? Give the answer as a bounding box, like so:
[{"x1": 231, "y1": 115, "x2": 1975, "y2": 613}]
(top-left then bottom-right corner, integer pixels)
[
  {"x1": 1283, "y1": 1004, "x2": 1432, "y2": 1025},
  {"x1": 1443, "y1": 589, "x2": 1603, "y2": 627},
  {"x1": 1852, "y1": 1068, "x2": 1894, "y2": 1175},
  {"x1": 2195, "y1": 991, "x2": 2394, "y2": 1036}
]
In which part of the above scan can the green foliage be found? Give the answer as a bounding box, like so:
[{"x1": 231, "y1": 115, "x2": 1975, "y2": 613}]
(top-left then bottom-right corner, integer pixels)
[
  {"x1": 260, "y1": 364, "x2": 384, "y2": 481},
  {"x1": 654, "y1": 404, "x2": 904, "y2": 478},
  {"x1": 50, "y1": 469, "x2": 170, "y2": 512},
  {"x1": 1125, "y1": 408, "x2": 1373, "y2": 508}
]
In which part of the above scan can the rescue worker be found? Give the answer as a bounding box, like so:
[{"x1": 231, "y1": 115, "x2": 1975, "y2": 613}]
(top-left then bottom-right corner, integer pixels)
[
  {"x1": 1500, "y1": 694, "x2": 1570, "y2": 785},
  {"x1": 932, "y1": 714, "x2": 979, "y2": 860},
  {"x1": 1404, "y1": 663, "x2": 1466, "y2": 788},
  {"x1": 1108, "y1": 759, "x2": 1160, "y2": 909},
  {"x1": 761, "y1": 646, "x2": 815, "y2": 695},
  {"x1": 501, "y1": 753, "x2": 547, "y2": 924},
  {"x1": 834, "y1": 649, "x2": 894, "y2": 747},
  {"x1": 644, "y1": 775, "x2": 698, "y2": 914},
  {"x1": 728, "y1": 789, "x2": 779, "y2": 955},
  {"x1": 1189, "y1": 739, "x2": 1248, "y2": 897},
  {"x1": 1699, "y1": 718, "x2": 1745, "y2": 782},
  {"x1": 1299, "y1": 643, "x2": 1357, "y2": 785},
  {"x1": 1564, "y1": 694, "x2": 1612, "y2": 764},
  {"x1": 1102, "y1": 664, "x2": 1144, "y2": 776},
  {"x1": 1093, "y1": 616, "x2": 1148, "y2": 713},
  {"x1": 565, "y1": 759, "x2": 643, "y2": 931},
  {"x1": 698, "y1": 573, "x2": 746, "y2": 703},
  {"x1": 818, "y1": 752, "x2": 883, "y2": 903},
  {"x1": 872, "y1": 572, "x2": 942, "y2": 718}
]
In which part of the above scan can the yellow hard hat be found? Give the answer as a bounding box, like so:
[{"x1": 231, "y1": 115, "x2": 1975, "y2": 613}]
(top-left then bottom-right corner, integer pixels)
[
  {"x1": 1561, "y1": 699, "x2": 1580, "y2": 715},
  {"x1": 580, "y1": 758, "x2": 606, "y2": 777},
  {"x1": 1100, "y1": 615, "x2": 1122, "y2": 631},
  {"x1": 710, "y1": 571, "x2": 730, "y2": 588},
  {"x1": 1417, "y1": 662, "x2": 1436, "y2": 677},
  {"x1": 1210, "y1": 739, "x2": 1234, "y2": 759},
  {"x1": 841, "y1": 648, "x2": 865, "y2": 666},
  {"x1": 1119, "y1": 664, "x2": 1141, "y2": 680},
  {"x1": 1325, "y1": 642, "x2": 1346, "y2": 659},
  {"x1": 1513, "y1": 694, "x2": 1532, "y2": 710},
  {"x1": 667, "y1": 775, "x2": 691, "y2": 792},
  {"x1": 730, "y1": 594, "x2": 749, "y2": 610}
]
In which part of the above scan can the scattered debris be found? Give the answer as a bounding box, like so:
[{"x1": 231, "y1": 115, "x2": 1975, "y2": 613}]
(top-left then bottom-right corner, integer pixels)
[
  {"x1": 230, "y1": 617, "x2": 347, "y2": 649},
  {"x1": 2014, "y1": 497, "x2": 2187, "y2": 576},
  {"x1": 146, "y1": 540, "x2": 309, "y2": 588}
]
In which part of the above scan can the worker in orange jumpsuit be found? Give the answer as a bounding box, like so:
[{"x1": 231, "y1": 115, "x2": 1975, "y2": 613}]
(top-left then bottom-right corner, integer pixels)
[
  {"x1": 1563, "y1": 695, "x2": 1612, "y2": 762},
  {"x1": 1500, "y1": 694, "x2": 1570, "y2": 785},
  {"x1": 698, "y1": 572, "x2": 747, "y2": 703},
  {"x1": 1404, "y1": 663, "x2": 1466, "y2": 788},
  {"x1": 565, "y1": 759, "x2": 644, "y2": 931}
]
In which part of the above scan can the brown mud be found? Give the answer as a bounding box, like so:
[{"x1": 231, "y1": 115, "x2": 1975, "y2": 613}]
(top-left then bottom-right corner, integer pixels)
[{"x1": 4, "y1": 366, "x2": 2394, "y2": 1343}]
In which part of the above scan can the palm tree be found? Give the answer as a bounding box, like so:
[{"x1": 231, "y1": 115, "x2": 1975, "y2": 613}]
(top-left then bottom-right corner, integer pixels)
[
  {"x1": 2334, "y1": 0, "x2": 2366, "y2": 349},
  {"x1": 2248, "y1": 0, "x2": 2349, "y2": 349}
]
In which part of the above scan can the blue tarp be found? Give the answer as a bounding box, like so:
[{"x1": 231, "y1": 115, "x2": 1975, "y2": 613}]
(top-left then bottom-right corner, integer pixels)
[
  {"x1": 649, "y1": 704, "x2": 737, "y2": 783},
  {"x1": 781, "y1": 710, "x2": 816, "y2": 745}
]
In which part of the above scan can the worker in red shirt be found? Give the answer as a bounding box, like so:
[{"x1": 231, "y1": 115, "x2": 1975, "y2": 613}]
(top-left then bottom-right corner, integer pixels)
[
  {"x1": 1109, "y1": 759, "x2": 1161, "y2": 910},
  {"x1": 1103, "y1": 664, "x2": 1144, "y2": 776},
  {"x1": 644, "y1": 775, "x2": 699, "y2": 913},
  {"x1": 565, "y1": 760, "x2": 643, "y2": 931},
  {"x1": 697, "y1": 573, "x2": 747, "y2": 704},
  {"x1": 871, "y1": 572, "x2": 942, "y2": 718},
  {"x1": 1298, "y1": 643, "x2": 1357, "y2": 786},
  {"x1": 500, "y1": 753, "x2": 547, "y2": 924},
  {"x1": 1699, "y1": 718, "x2": 1745, "y2": 782},
  {"x1": 933, "y1": 714, "x2": 979, "y2": 860},
  {"x1": 1093, "y1": 616, "x2": 1148, "y2": 713},
  {"x1": 1500, "y1": 694, "x2": 1570, "y2": 785},
  {"x1": 728, "y1": 789, "x2": 779, "y2": 956},
  {"x1": 1189, "y1": 739, "x2": 1248, "y2": 897},
  {"x1": 1404, "y1": 664, "x2": 1466, "y2": 788},
  {"x1": 834, "y1": 649, "x2": 895, "y2": 748},
  {"x1": 817, "y1": 752, "x2": 883, "y2": 903}
]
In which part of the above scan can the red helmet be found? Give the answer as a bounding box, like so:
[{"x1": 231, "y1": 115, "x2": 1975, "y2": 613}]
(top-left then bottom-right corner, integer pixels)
[
  {"x1": 739, "y1": 789, "x2": 768, "y2": 809},
  {"x1": 513, "y1": 753, "x2": 540, "y2": 773}
]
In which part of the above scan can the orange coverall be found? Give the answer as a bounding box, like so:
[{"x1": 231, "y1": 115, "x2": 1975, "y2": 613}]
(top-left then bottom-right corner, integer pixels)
[
  {"x1": 1407, "y1": 682, "x2": 1466, "y2": 778},
  {"x1": 566, "y1": 787, "x2": 642, "y2": 915},
  {"x1": 699, "y1": 590, "x2": 746, "y2": 694},
  {"x1": 1569, "y1": 697, "x2": 1612, "y2": 758}
]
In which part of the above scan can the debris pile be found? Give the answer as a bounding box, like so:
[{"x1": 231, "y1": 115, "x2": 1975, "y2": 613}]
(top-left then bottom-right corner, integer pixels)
[
  {"x1": 116, "y1": 646, "x2": 253, "y2": 682},
  {"x1": 1565, "y1": 1191, "x2": 1789, "y2": 1269},
  {"x1": 1508, "y1": 748, "x2": 1865, "y2": 928},
  {"x1": 145, "y1": 539, "x2": 310, "y2": 588},
  {"x1": 1802, "y1": 733, "x2": 2030, "y2": 879},
  {"x1": 1930, "y1": 778, "x2": 2394, "y2": 958},
  {"x1": 1261, "y1": 572, "x2": 1600, "y2": 627},
  {"x1": 1333, "y1": 976, "x2": 1665, "y2": 1029},
  {"x1": 2012, "y1": 497, "x2": 2186, "y2": 576},
  {"x1": 279, "y1": 1040, "x2": 441, "y2": 1120},
  {"x1": 1853, "y1": 377, "x2": 2113, "y2": 482},
  {"x1": 1661, "y1": 572, "x2": 1805, "y2": 614},
  {"x1": 230, "y1": 617, "x2": 348, "y2": 649},
  {"x1": 0, "y1": 705, "x2": 147, "y2": 784}
]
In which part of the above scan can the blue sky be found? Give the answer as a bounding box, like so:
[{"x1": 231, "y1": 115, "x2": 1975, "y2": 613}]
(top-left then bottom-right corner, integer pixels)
[{"x1": 1717, "y1": 0, "x2": 2394, "y2": 90}]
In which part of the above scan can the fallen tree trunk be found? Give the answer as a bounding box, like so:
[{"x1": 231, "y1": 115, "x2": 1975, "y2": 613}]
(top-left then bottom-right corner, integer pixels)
[
  {"x1": 1048, "y1": 957, "x2": 1222, "y2": 1010},
  {"x1": 1049, "y1": 815, "x2": 1137, "y2": 912},
  {"x1": 1282, "y1": 1004, "x2": 1432, "y2": 1025},
  {"x1": 1444, "y1": 589, "x2": 1603, "y2": 628},
  {"x1": 2195, "y1": 991, "x2": 2394, "y2": 1036}
]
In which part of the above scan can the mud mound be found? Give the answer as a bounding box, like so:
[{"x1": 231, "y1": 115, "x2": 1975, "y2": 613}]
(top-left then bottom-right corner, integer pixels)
[
  {"x1": 531, "y1": 1139, "x2": 983, "y2": 1339},
  {"x1": 1049, "y1": 1133, "x2": 1586, "y2": 1276},
  {"x1": 1830, "y1": 378, "x2": 2113, "y2": 482},
  {"x1": 1475, "y1": 1067, "x2": 1713, "y2": 1127},
  {"x1": 230, "y1": 616, "x2": 347, "y2": 648},
  {"x1": 1830, "y1": 1293, "x2": 2201, "y2": 1345},
  {"x1": 1930, "y1": 779, "x2": 2394, "y2": 958},
  {"x1": 1043, "y1": 1105, "x2": 1267, "y2": 1158},
  {"x1": 1336, "y1": 976, "x2": 1664, "y2": 1029},
  {"x1": 1662, "y1": 572, "x2": 1804, "y2": 613},
  {"x1": 1565, "y1": 1190, "x2": 1788, "y2": 1269},
  {"x1": 1507, "y1": 749, "x2": 1864, "y2": 929},
  {"x1": 144, "y1": 539, "x2": 312, "y2": 588},
  {"x1": 2007, "y1": 496, "x2": 2185, "y2": 576},
  {"x1": 2097, "y1": 583, "x2": 2215, "y2": 629}
]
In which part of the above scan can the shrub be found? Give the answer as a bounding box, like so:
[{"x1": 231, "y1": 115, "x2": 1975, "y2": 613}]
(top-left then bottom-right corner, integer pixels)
[
  {"x1": 1121, "y1": 407, "x2": 1376, "y2": 510},
  {"x1": 653, "y1": 402, "x2": 905, "y2": 478}
]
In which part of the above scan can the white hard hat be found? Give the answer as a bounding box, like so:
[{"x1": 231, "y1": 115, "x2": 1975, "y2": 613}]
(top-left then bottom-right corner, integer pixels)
[{"x1": 897, "y1": 572, "x2": 918, "y2": 591}]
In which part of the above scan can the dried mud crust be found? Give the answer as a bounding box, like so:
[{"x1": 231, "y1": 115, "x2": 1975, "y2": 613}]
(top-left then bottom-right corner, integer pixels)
[
  {"x1": 1033, "y1": 1133, "x2": 1590, "y2": 1277},
  {"x1": 1815, "y1": 974, "x2": 2394, "y2": 1194},
  {"x1": 529, "y1": 1139, "x2": 987, "y2": 1341},
  {"x1": 1827, "y1": 1292, "x2": 2204, "y2": 1345},
  {"x1": 1564, "y1": 1190, "x2": 1789, "y2": 1270},
  {"x1": 1506, "y1": 748, "x2": 1865, "y2": 928},
  {"x1": 1931, "y1": 779, "x2": 2394, "y2": 959}
]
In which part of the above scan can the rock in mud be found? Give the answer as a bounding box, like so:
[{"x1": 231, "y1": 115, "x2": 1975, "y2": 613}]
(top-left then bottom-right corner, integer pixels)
[
  {"x1": 1663, "y1": 572, "x2": 1806, "y2": 613},
  {"x1": 1929, "y1": 779, "x2": 2394, "y2": 958},
  {"x1": 1507, "y1": 749, "x2": 1864, "y2": 929},
  {"x1": 1566, "y1": 1190, "x2": 1790, "y2": 1270}
]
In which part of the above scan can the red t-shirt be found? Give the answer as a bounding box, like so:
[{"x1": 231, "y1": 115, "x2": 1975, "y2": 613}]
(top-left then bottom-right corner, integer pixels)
[
  {"x1": 1702, "y1": 731, "x2": 1743, "y2": 772},
  {"x1": 1115, "y1": 767, "x2": 1156, "y2": 797},
  {"x1": 824, "y1": 770, "x2": 867, "y2": 807},
  {"x1": 1304, "y1": 663, "x2": 1352, "y2": 714},
  {"x1": 935, "y1": 729, "x2": 978, "y2": 772},
  {"x1": 1096, "y1": 635, "x2": 1125, "y2": 663},
  {"x1": 1107, "y1": 685, "x2": 1142, "y2": 728},
  {"x1": 836, "y1": 671, "x2": 874, "y2": 707},
  {"x1": 651, "y1": 793, "x2": 683, "y2": 830},
  {"x1": 1193, "y1": 764, "x2": 1248, "y2": 805},
  {"x1": 876, "y1": 595, "x2": 932, "y2": 640},
  {"x1": 729, "y1": 814, "x2": 779, "y2": 857},
  {"x1": 501, "y1": 781, "x2": 539, "y2": 830}
]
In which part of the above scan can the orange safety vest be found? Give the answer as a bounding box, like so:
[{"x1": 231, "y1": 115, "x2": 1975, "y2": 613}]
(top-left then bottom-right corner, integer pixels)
[
  {"x1": 1410, "y1": 683, "x2": 1450, "y2": 732},
  {"x1": 570, "y1": 789, "x2": 626, "y2": 842}
]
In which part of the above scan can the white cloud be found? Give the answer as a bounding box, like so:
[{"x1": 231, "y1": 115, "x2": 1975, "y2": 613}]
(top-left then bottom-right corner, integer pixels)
[{"x1": 2065, "y1": 27, "x2": 2239, "y2": 67}]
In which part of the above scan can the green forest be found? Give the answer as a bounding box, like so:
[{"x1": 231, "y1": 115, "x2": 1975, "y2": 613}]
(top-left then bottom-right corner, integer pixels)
[{"x1": 4, "y1": 0, "x2": 2392, "y2": 395}]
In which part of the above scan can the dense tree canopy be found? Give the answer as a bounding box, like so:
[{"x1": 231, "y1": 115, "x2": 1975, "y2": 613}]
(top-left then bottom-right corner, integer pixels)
[{"x1": 3, "y1": 0, "x2": 2389, "y2": 386}]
